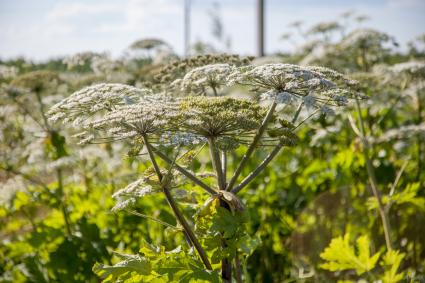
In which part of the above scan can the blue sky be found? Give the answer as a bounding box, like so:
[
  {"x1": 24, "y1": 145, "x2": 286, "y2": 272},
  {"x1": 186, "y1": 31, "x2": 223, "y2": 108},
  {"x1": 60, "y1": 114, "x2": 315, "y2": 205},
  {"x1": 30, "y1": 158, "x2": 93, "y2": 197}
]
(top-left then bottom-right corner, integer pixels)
[{"x1": 0, "y1": 0, "x2": 424, "y2": 61}]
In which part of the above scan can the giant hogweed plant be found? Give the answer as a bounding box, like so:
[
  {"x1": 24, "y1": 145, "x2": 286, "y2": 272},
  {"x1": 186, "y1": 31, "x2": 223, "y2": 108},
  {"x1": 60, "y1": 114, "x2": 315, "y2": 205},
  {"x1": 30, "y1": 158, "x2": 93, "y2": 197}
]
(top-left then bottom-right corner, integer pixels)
[
  {"x1": 0, "y1": 70, "x2": 130, "y2": 282},
  {"x1": 48, "y1": 62, "x2": 360, "y2": 282},
  {"x1": 0, "y1": 71, "x2": 75, "y2": 235},
  {"x1": 317, "y1": 61, "x2": 425, "y2": 282}
]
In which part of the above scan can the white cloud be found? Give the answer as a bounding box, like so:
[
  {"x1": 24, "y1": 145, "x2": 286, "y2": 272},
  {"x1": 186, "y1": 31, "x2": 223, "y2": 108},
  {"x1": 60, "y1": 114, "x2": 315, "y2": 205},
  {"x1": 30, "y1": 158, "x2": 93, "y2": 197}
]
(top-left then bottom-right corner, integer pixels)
[
  {"x1": 0, "y1": 0, "x2": 186, "y2": 60},
  {"x1": 387, "y1": 0, "x2": 425, "y2": 8},
  {"x1": 46, "y1": 0, "x2": 182, "y2": 34},
  {"x1": 0, "y1": 0, "x2": 424, "y2": 60},
  {"x1": 47, "y1": 2, "x2": 119, "y2": 21}
]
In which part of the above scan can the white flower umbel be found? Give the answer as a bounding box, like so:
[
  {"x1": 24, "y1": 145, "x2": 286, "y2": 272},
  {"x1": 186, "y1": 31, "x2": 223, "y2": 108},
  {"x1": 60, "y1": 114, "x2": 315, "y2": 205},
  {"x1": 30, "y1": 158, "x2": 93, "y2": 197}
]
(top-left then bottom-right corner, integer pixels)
[
  {"x1": 388, "y1": 61, "x2": 425, "y2": 78},
  {"x1": 48, "y1": 84, "x2": 180, "y2": 143},
  {"x1": 230, "y1": 63, "x2": 359, "y2": 109},
  {"x1": 0, "y1": 65, "x2": 19, "y2": 79},
  {"x1": 339, "y1": 28, "x2": 391, "y2": 50},
  {"x1": 111, "y1": 178, "x2": 158, "y2": 212},
  {"x1": 379, "y1": 60, "x2": 425, "y2": 99},
  {"x1": 112, "y1": 179, "x2": 155, "y2": 199},
  {"x1": 179, "y1": 63, "x2": 235, "y2": 95},
  {"x1": 159, "y1": 132, "x2": 207, "y2": 147},
  {"x1": 81, "y1": 94, "x2": 180, "y2": 143},
  {"x1": 48, "y1": 83, "x2": 151, "y2": 124},
  {"x1": 63, "y1": 51, "x2": 106, "y2": 70}
]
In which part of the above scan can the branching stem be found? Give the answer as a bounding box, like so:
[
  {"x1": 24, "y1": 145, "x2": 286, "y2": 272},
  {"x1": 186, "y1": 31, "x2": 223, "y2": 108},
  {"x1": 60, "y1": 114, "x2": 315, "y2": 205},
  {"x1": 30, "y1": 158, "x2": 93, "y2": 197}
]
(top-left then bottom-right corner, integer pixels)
[
  {"x1": 221, "y1": 150, "x2": 227, "y2": 185},
  {"x1": 232, "y1": 102, "x2": 303, "y2": 195},
  {"x1": 151, "y1": 146, "x2": 216, "y2": 195},
  {"x1": 125, "y1": 209, "x2": 182, "y2": 230},
  {"x1": 208, "y1": 138, "x2": 226, "y2": 190},
  {"x1": 232, "y1": 141, "x2": 283, "y2": 194},
  {"x1": 142, "y1": 135, "x2": 212, "y2": 270},
  {"x1": 226, "y1": 100, "x2": 277, "y2": 191},
  {"x1": 354, "y1": 98, "x2": 393, "y2": 250},
  {"x1": 57, "y1": 168, "x2": 72, "y2": 236}
]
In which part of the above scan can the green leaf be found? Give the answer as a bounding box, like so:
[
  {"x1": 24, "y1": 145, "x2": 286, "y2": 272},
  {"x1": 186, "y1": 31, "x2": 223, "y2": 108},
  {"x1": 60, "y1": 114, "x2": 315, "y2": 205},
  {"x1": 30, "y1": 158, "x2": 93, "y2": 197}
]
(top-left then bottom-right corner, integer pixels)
[
  {"x1": 380, "y1": 250, "x2": 405, "y2": 283},
  {"x1": 320, "y1": 234, "x2": 381, "y2": 275},
  {"x1": 94, "y1": 242, "x2": 218, "y2": 283},
  {"x1": 367, "y1": 183, "x2": 425, "y2": 211},
  {"x1": 236, "y1": 234, "x2": 261, "y2": 256},
  {"x1": 93, "y1": 254, "x2": 151, "y2": 282}
]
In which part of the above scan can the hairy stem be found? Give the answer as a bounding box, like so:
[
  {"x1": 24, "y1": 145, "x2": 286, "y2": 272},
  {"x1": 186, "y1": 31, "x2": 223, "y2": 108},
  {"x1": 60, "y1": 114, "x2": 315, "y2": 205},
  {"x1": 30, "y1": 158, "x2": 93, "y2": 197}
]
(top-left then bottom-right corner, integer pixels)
[
  {"x1": 35, "y1": 90, "x2": 51, "y2": 131},
  {"x1": 232, "y1": 102, "x2": 303, "y2": 195},
  {"x1": 355, "y1": 98, "x2": 393, "y2": 250},
  {"x1": 126, "y1": 209, "x2": 182, "y2": 230},
  {"x1": 220, "y1": 200, "x2": 232, "y2": 282},
  {"x1": 221, "y1": 150, "x2": 227, "y2": 185},
  {"x1": 211, "y1": 85, "x2": 218, "y2": 97},
  {"x1": 416, "y1": 92, "x2": 423, "y2": 181},
  {"x1": 226, "y1": 100, "x2": 277, "y2": 191},
  {"x1": 151, "y1": 147, "x2": 216, "y2": 195},
  {"x1": 208, "y1": 138, "x2": 226, "y2": 190},
  {"x1": 292, "y1": 101, "x2": 304, "y2": 124},
  {"x1": 232, "y1": 141, "x2": 283, "y2": 194},
  {"x1": 234, "y1": 252, "x2": 243, "y2": 283},
  {"x1": 207, "y1": 138, "x2": 233, "y2": 280},
  {"x1": 142, "y1": 135, "x2": 212, "y2": 269},
  {"x1": 57, "y1": 168, "x2": 72, "y2": 236}
]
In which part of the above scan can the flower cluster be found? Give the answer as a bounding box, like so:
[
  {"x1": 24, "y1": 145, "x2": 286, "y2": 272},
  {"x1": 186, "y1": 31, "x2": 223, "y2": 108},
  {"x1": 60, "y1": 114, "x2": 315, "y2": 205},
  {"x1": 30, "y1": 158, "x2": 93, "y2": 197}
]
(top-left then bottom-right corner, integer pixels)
[
  {"x1": 307, "y1": 21, "x2": 341, "y2": 36},
  {"x1": 388, "y1": 60, "x2": 425, "y2": 78},
  {"x1": 49, "y1": 84, "x2": 181, "y2": 144},
  {"x1": 10, "y1": 70, "x2": 60, "y2": 93},
  {"x1": 229, "y1": 63, "x2": 360, "y2": 109},
  {"x1": 48, "y1": 62, "x2": 358, "y2": 148},
  {"x1": 339, "y1": 28, "x2": 393, "y2": 50},
  {"x1": 111, "y1": 178, "x2": 156, "y2": 212},
  {"x1": 372, "y1": 123, "x2": 425, "y2": 144},
  {"x1": 179, "y1": 96, "x2": 266, "y2": 140},
  {"x1": 90, "y1": 56, "x2": 124, "y2": 76},
  {"x1": 63, "y1": 52, "x2": 106, "y2": 70},
  {"x1": 129, "y1": 38, "x2": 168, "y2": 51},
  {"x1": 376, "y1": 61, "x2": 425, "y2": 98},
  {"x1": 48, "y1": 83, "x2": 151, "y2": 125},
  {"x1": 82, "y1": 95, "x2": 180, "y2": 143},
  {"x1": 154, "y1": 54, "x2": 253, "y2": 87},
  {"x1": 159, "y1": 132, "x2": 206, "y2": 147},
  {"x1": 179, "y1": 63, "x2": 235, "y2": 95},
  {"x1": 0, "y1": 65, "x2": 19, "y2": 80}
]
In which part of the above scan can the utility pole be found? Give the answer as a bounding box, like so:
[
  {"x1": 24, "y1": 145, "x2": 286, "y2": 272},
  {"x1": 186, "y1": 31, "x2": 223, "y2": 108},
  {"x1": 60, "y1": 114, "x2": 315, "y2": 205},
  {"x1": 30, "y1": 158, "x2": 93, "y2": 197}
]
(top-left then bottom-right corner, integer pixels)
[
  {"x1": 257, "y1": 0, "x2": 264, "y2": 57},
  {"x1": 184, "y1": 0, "x2": 191, "y2": 58}
]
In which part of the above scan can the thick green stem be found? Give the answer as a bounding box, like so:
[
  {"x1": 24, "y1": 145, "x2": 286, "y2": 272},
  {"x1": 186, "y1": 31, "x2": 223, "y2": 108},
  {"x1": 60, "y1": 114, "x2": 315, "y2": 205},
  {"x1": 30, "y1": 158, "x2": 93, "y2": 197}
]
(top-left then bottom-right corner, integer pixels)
[
  {"x1": 232, "y1": 102, "x2": 303, "y2": 195},
  {"x1": 232, "y1": 141, "x2": 283, "y2": 194},
  {"x1": 207, "y1": 138, "x2": 233, "y2": 280},
  {"x1": 226, "y1": 101, "x2": 277, "y2": 191},
  {"x1": 211, "y1": 85, "x2": 218, "y2": 97},
  {"x1": 234, "y1": 252, "x2": 243, "y2": 283},
  {"x1": 221, "y1": 151, "x2": 227, "y2": 185},
  {"x1": 152, "y1": 147, "x2": 216, "y2": 195},
  {"x1": 57, "y1": 169, "x2": 72, "y2": 236},
  {"x1": 126, "y1": 209, "x2": 181, "y2": 230},
  {"x1": 208, "y1": 138, "x2": 226, "y2": 190},
  {"x1": 292, "y1": 101, "x2": 304, "y2": 124},
  {"x1": 355, "y1": 99, "x2": 392, "y2": 250},
  {"x1": 219, "y1": 200, "x2": 232, "y2": 282},
  {"x1": 35, "y1": 91, "x2": 51, "y2": 131},
  {"x1": 142, "y1": 135, "x2": 212, "y2": 270},
  {"x1": 416, "y1": 93, "x2": 423, "y2": 181}
]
